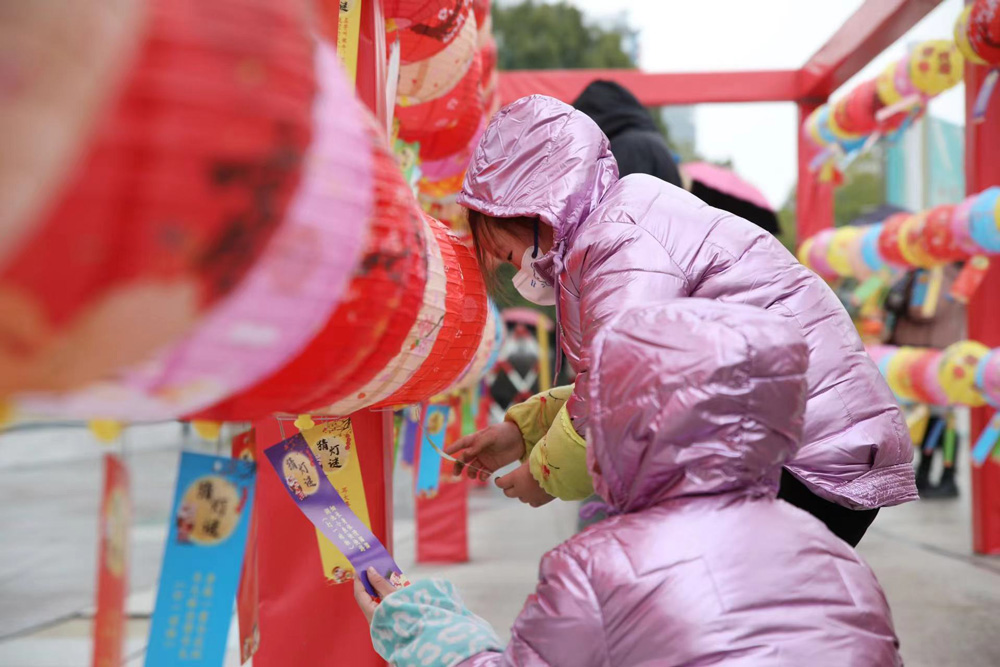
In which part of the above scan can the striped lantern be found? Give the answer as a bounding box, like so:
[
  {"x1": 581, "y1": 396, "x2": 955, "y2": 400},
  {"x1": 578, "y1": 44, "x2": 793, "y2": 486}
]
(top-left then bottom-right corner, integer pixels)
[
  {"x1": 397, "y1": 12, "x2": 479, "y2": 106},
  {"x1": 15, "y1": 42, "x2": 374, "y2": 421},
  {"x1": 0, "y1": 0, "x2": 314, "y2": 399},
  {"x1": 398, "y1": 0, "x2": 474, "y2": 64}
]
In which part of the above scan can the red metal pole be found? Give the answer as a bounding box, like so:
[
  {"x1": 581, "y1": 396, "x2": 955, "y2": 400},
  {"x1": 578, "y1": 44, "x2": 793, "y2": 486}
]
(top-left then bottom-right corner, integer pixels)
[
  {"x1": 965, "y1": 61, "x2": 1000, "y2": 555},
  {"x1": 796, "y1": 100, "x2": 835, "y2": 243}
]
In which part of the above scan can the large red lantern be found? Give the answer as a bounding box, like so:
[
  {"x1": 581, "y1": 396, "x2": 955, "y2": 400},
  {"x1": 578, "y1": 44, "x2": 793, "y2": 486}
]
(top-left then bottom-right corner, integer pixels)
[
  {"x1": 0, "y1": 0, "x2": 314, "y2": 399},
  {"x1": 396, "y1": 52, "x2": 482, "y2": 139},
  {"x1": 397, "y1": 12, "x2": 478, "y2": 106},
  {"x1": 404, "y1": 88, "x2": 484, "y2": 161},
  {"x1": 195, "y1": 120, "x2": 426, "y2": 420},
  {"x1": 379, "y1": 214, "x2": 465, "y2": 406},
  {"x1": 398, "y1": 0, "x2": 474, "y2": 64}
]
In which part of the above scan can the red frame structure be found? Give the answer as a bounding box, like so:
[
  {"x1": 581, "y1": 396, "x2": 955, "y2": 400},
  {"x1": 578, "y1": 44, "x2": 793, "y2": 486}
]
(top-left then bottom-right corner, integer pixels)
[{"x1": 498, "y1": 0, "x2": 1000, "y2": 554}]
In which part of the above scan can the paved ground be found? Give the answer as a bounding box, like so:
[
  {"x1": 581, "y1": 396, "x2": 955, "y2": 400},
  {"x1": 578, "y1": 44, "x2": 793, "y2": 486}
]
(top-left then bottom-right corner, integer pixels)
[{"x1": 0, "y1": 423, "x2": 998, "y2": 666}]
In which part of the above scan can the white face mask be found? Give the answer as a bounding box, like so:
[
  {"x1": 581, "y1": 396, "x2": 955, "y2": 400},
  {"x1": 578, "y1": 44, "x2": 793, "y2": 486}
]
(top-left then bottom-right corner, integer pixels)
[{"x1": 512, "y1": 245, "x2": 556, "y2": 306}]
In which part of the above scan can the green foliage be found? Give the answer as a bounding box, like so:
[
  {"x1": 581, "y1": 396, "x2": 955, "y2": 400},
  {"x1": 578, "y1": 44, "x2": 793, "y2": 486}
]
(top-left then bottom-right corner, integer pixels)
[
  {"x1": 493, "y1": 1, "x2": 636, "y2": 71},
  {"x1": 834, "y1": 150, "x2": 886, "y2": 226}
]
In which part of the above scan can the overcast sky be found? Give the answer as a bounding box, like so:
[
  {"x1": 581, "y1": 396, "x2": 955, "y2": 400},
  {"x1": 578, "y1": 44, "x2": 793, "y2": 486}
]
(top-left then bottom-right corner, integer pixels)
[{"x1": 541, "y1": 0, "x2": 967, "y2": 207}]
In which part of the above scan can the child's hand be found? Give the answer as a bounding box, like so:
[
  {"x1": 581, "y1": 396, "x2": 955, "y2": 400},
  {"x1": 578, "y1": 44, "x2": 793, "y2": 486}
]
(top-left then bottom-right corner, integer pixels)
[
  {"x1": 496, "y1": 462, "x2": 554, "y2": 507},
  {"x1": 353, "y1": 566, "x2": 401, "y2": 625},
  {"x1": 446, "y1": 420, "x2": 526, "y2": 480}
]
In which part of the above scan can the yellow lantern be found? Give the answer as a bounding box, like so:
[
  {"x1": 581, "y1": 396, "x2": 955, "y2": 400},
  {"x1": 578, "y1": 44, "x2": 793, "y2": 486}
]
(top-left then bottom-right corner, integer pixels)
[
  {"x1": 797, "y1": 237, "x2": 816, "y2": 270},
  {"x1": 938, "y1": 340, "x2": 991, "y2": 406},
  {"x1": 827, "y1": 227, "x2": 863, "y2": 278},
  {"x1": 886, "y1": 347, "x2": 924, "y2": 403},
  {"x1": 909, "y1": 40, "x2": 964, "y2": 97},
  {"x1": 955, "y1": 5, "x2": 988, "y2": 66}
]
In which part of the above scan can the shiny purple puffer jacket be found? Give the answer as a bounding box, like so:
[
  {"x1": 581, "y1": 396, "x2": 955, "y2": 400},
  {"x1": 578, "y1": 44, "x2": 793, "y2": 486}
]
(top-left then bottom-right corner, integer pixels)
[
  {"x1": 457, "y1": 95, "x2": 915, "y2": 509},
  {"x1": 446, "y1": 301, "x2": 902, "y2": 666}
]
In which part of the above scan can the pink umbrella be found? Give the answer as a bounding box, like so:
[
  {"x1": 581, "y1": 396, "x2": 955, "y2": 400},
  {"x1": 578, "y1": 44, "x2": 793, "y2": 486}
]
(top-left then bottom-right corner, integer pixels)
[{"x1": 682, "y1": 162, "x2": 773, "y2": 211}]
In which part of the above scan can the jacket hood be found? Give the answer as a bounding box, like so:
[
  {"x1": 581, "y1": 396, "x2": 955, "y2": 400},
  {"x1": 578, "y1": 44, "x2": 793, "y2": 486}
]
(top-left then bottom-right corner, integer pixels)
[
  {"x1": 586, "y1": 300, "x2": 809, "y2": 513},
  {"x1": 572, "y1": 80, "x2": 659, "y2": 139},
  {"x1": 456, "y1": 95, "x2": 618, "y2": 245}
]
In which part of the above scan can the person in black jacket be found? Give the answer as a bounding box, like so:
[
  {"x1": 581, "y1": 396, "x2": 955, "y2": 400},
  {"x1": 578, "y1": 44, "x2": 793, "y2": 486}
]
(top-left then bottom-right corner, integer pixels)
[
  {"x1": 572, "y1": 80, "x2": 683, "y2": 187},
  {"x1": 572, "y1": 79, "x2": 781, "y2": 236}
]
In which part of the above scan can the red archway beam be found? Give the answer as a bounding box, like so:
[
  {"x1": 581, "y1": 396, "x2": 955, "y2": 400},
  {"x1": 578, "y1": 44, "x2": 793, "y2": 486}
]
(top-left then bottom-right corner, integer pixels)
[
  {"x1": 498, "y1": 69, "x2": 803, "y2": 107},
  {"x1": 800, "y1": 0, "x2": 944, "y2": 100}
]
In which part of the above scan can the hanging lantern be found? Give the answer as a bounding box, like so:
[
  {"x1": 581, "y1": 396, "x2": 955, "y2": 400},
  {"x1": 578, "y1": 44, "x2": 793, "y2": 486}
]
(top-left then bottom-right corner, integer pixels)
[
  {"x1": 418, "y1": 118, "x2": 485, "y2": 183},
  {"x1": 923, "y1": 204, "x2": 963, "y2": 263},
  {"x1": 322, "y1": 214, "x2": 448, "y2": 415},
  {"x1": 950, "y1": 195, "x2": 985, "y2": 258},
  {"x1": 970, "y1": 0, "x2": 1000, "y2": 66},
  {"x1": 957, "y1": 4, "x2": 990, "y2": 66},
  {"x1": 398, "y1": 13, "x2": 478, "y2": 106},
  {"x1": 827, "y1": 227, "x2": 863, "y2": 278},
  {"x1": 397, "y1": 52, "x2": 482, "y2": 140},
  {"x1": 845, "y1": 229, "x2": 874, "y2": 281},
  {"x1": 405, "y1": 91, "x2": 484, "y2": 161},
  {"x1": 976, "y1": 350, "x2": 1000, "y2": 408},
  {"x1": 378, "y1": 215, "x2": 465, "y2": 406},
  {"x1": 796, "y1": 237, "x2": 816, "y2": 271},
  {"x1": 195, "y1": 119, "x2": 425, "y2": 421},
  {"x1": 909, "y1": 40, "x2": 965, "y2": 97},
  {"x1": 877, "y1": 213, "x2": 912, "y2": 268},
  {"x1": 384, "y1": 1, "x2": 453, "y2": 27},
  {"x1": 908, "y1": 349, "x2": 948, "y2": 406},
  {"x1": 938, "y1": 340, "x2": 991, "y2": 407},
  {"x1": 398, "y1": 0, "x2": 474, "y2": 64},
  {"x1": 861, "y1": 224, "x2": 888, "y2": 273},
  {"x1": 969, "y1": 186, "x2": 1000, "y2": 253},
  {"x1": 897, "y1": 212, "x2": 940, "y2": 269},
  {"x1": 446, "y1": 299, "x2": 502, "y2": 393},
  {"x1": 832, "y1": 79, "x2": 882, "y2": 137},
  {"x1": 877, "y1": 55, "x2": 920, "y2": 107},
  {"x1": 805, "y1": 229, "x2": 839, "y2": 280},
  {"x1": 472, "y1": 0, "x2": 490, "y2": 29},
  {"x1": 14, "y1": 43, "x2": 374, "y2": 421},
  {"x1": 886, "y1": 346, "x2": 924, "y2": 403},
  {"x1": 0, "y1": 0, "x2": 314, "y2": 400}
]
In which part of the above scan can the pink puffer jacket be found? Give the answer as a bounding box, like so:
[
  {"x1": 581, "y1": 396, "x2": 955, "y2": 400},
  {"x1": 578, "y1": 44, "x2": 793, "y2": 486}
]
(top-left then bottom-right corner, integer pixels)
[
  {"x1": 370, "y1": 301, "x2": 902, "y2": 666},
  {"x1": 457, "y1": 95, "x2": 915, "y2": 509}
]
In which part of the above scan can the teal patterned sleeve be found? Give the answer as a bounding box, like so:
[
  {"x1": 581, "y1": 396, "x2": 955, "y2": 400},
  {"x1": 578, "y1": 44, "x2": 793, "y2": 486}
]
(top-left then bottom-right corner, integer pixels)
[{"x1": 370, "y1": 579, "x2": 503, "y2": 666}]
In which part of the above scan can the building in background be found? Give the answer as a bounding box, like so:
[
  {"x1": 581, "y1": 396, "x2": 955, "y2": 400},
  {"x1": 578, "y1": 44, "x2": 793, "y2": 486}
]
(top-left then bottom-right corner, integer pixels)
[
  {"x1": 885, "y1": 115, "x2": 965, "y2": 210},
  {"x1": 660, "y1": 106, "x2": 696, "y2": 160}
]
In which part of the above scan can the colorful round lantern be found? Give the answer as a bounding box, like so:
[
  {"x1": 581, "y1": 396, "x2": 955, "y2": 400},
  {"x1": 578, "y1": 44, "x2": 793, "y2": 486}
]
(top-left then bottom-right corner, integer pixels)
[
  {"x1": 796, "y1": 237, "x2": 816, "y2": 271},
  {"x1": 379, "y1": 215, "x2": 465, "y2": 406},
  {"x1": 909, "y1": 40, "x2": 965, "y2": 97},
  {"x1": 398, "y1": 13, "x2": 478, "y2": 106},
  {"x1": 398, "y1": 0, "x2": 474, "y2": 64},
  {"x1": 897, "y1": 212, "x2": 939, "y2": 269},
  {"x1": 397, "y1": 50, "x2": 482, "y2": 139},
  {"x1": 196, "y1": 119, "x2": 425, "y2": 420},
  {"x1": 0, "y1": 0, "x2": 315, "y2": 399},
  {"x1": 845, "y1": 228, "x2": 874, "y2": 280},
  {"x1": 866, "y1": 344, "x2": 896, "y2": 368},
  {"x1": 405, "y1": 92, "x2": 484, "y2": 161},
  {"x1": 976, "y1": 350, "x2": 1000, "y2": 408},
  {"x1": 877, "y1": 213, "x2": 912, "y2": 268},
  {"x1": 807, "y1": 229, "x2": 839, "y2": 280},
  {"x1": 384, "y1": 0, "x2": 454, "y2": 26},
  {"x1": 320, "y1": 216, "x2": 449, "y2": 415},
  {"x1": 418, "y1": 118, "x2": 485, "y2": 182},
  {"x1": 923, "y1": 204, "x2": 962, "y2": 263},
  {"x1": 938, "y1": 340, "x2": 991, "y2": 407},
  {"x1": 957, "y1": 4, "x2": 990, "y2": 66},
  {"x1": 886, "y1": 346, "x2": 924, "y2": 403},
  {"x1": 832, "y1": 79, "x2": 882, "y2": 137},
  {"x1": 969, "y1": 187, "x2": 1000, "y2": 253},
  {"x1": 804, "y1": 107, "x2": 832, "y2": 151},
  {"x1": 827, "y1": 227, "x2": 863, "y2": 278},
  {"x1": 876, "y1": 57, "x2": 913, "y2": 107},
  {"x1": 951, "y1": 195, "x2": 984, "y2": 258},
  {"x1": 908, "y1": 349, "x2": 948, "y2": 406},
  {"x1": 861, "y1": 224, "x2": 888, "y2": 273},
  {"x1": 970, "y1": 0, "x2": 1000, "y2": 66},
  {"x1": 15, "y1": 44, "x2": 374, "y2": 421},
  {"x1": 446, "y1": 298, "x2": 501, "y2": 393}
]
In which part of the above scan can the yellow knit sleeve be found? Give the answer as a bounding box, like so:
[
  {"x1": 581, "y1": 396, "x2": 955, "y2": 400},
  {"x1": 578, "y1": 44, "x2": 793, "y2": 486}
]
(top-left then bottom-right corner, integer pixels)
[
  {"x1": 504, "y1": 384, "x2": 574, "y2": 460},
  {"x1": 528, "y1": 405, "x2": 593, "y2": 501}
]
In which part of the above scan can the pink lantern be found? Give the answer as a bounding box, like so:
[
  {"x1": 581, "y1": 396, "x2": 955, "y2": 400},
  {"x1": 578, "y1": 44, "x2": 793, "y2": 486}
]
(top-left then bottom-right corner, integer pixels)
[{"x1": 807, "y1": 229, "x2": 839, "y2": 280}]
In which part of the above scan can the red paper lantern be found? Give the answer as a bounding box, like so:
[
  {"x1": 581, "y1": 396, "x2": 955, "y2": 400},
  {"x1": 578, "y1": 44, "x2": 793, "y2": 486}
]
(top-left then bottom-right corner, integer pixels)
[
  {"x1": 970, "y1": 0, "x2": 1000, "y2": 66},
  {"x1": 195, "y1": 120, "x2": 426, "y2": 420},
  {"x1": 379, "y1": 214, "x2": 465, "y2": 406},
  {"x1": 877, "y1": 213, "x2": 912, "y2": 268},
  {"x1": 404, "y1": 89, "x2": 484, "y2": 161},
  {"x1": 397, "y1": 53, "x2": 482, "y2": 140},
  {"x1": 924, "y1": 204, "x2": 964, "y2": 262},
  {"x1": 398, "y1": 0, "x2": 474, "y2": 64},
  {"x1": 472, "y1": 0, "x2": 491, "y2": 29},
  {"x1": 832, "y1": 79, "x2": 881, "y2": 136},
  {"x1": 480, "y1": 34, "x2": 498, "y2": 83},
  {"x1": 909, "y1": 349, "x2": 948, "y2": 406},
  {"x1": 397, "y1": 12, "x2": 478, "y2": 106},
  {"x1": 384, "y1": 0, "x2": 451, "y2": 25},
  {"x1": 0, "y1": 0, "x2": 314, "y2": 398}
]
